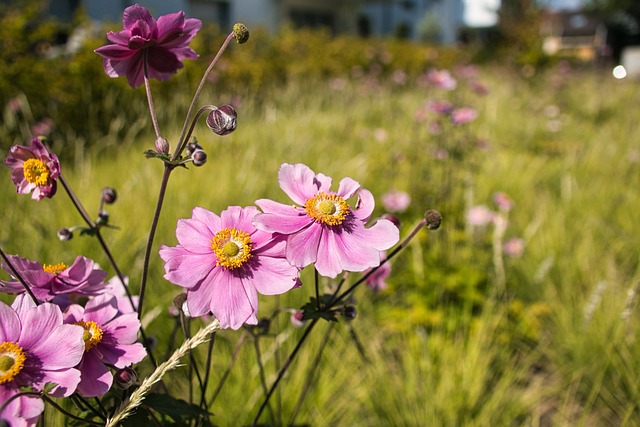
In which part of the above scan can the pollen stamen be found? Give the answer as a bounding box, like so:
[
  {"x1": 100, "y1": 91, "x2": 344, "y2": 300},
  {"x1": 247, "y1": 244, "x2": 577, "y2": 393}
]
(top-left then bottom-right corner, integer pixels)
[
  {"x1": 76, "y1": 321, "x2": 103, "y2": 351},
  {"x1": 43, "y1": 262, "x2": 67, "y2": 276},
  {"x1": 0, "y1": 341, "x2": 26, "y2": 384},
  {"x1": 212, "y1": 227, "x2": 253, "y2": 270},
  {"x1": 23, "y1": 158, "x2": 50, "y2": 186},
  {"x1": 304, "y1": 192, "x2": 350, "y2": 226}
]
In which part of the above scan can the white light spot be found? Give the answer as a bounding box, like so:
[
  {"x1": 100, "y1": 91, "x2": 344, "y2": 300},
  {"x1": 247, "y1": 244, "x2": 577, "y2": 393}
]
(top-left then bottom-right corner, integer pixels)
[{"x1": 613, "y1": 65, "x2": 627, "y2": 79}]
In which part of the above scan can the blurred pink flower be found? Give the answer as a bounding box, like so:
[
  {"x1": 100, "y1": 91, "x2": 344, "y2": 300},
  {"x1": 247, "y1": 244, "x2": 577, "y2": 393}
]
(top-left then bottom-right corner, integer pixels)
[
  {"x1": 427, "y1": 69, "x2": 457, "y2": 90},
  {"x1": 290, "y1": 310, "x2": 305, "y2": 328},
  {"x1": 30, "y1": 118, "x2": 54, "y2": 137},
  {"x1": 382, "y1": 190, "x2": 411, "y2": 213},
  {"x1": 451, "y1": 107, "x2": 477, "y2": 125},
  {"x1": 0, "y1": 255, "x2": 108, "y2": 305},
  {"x1": 5, "y1": 137, "x2": 60, "y2": 200},
  {"x1": 254, "y1": 163, "x2": 399, "y2": 278},
  {"x1": 365, "y1": 253, "x2": 391, "y2": 293},
  {"x1": 160, "y1": 206, "x2": 300, "y2": 329},
  {"x1": 94, "y1": 4, "x2": 202, "y2": 88},
  {"x1": 467, "y1": 205, "x2": 496, "y2": 226},
  {"x1": 493, "y1": 192, "x2": 513, "y2": 212},
  {"x1": 503, "y1": 238, "x2": 525, "y2": 258},
  {"x1": 0, "y1": 295, "x2": 85, "y2": 427},
  {"x1": 426, "y1": 100, "x2": 454, "y2": 115},
  {"x1": 64, "y1": 294, "x2": 146, "y2": 397}
]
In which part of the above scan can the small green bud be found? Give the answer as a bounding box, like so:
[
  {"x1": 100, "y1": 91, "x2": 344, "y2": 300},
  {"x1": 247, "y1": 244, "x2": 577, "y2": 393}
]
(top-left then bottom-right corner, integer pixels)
[{"x1": 233, "y1": 23, "x2": 249, "y2": 44}]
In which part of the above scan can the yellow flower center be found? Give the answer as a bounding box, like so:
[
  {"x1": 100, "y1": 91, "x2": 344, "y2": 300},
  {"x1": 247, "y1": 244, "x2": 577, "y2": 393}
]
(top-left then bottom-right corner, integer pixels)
[
  {"x1": 23, "y1": 158, "x2": 50, "y2": 186},
  {"x1": 43, "y1": 262, "x2": 67, "y2": 275},
  {"x1": 76, "y1": 321, "x2": 103, "y2": 351},
  {"x1": 304, "y1": 192, "x2": 350, "y2": 226},
  {"x1": 211, "y1": 227, "x2": 253, "y2": 270},
  {"x1": 0, "y1": 341, "x2": 26, "y2": 384}
]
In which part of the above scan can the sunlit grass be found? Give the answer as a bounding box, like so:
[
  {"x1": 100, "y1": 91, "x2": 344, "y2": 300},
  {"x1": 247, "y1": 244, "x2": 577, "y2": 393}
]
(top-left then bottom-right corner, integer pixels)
[{"x1": 3, "y1": 65, "x2": 640, "y2": 425}]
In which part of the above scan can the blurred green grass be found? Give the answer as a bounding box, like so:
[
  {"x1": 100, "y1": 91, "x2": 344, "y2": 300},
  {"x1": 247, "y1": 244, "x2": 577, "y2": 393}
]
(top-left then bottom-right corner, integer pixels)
[{"x1": 3, "y1": 64, "x2": 640, "y2": 425}]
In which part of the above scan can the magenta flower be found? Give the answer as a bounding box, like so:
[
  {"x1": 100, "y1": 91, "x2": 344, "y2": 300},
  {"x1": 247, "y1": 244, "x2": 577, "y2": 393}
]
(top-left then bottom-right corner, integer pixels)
[
  {"x1": 253, "y1": 163, "x2": 400, "y2": 278},
  {"x1": 0, "y1": 295, "x2": 85, "y2": 427},
  {"x1": 381, "y1": 190, "x2": 411, "y2": 213},
  {"x1": 159, "y1": 206, "x2": 301, "y2": 329},
  {"x1": 4, "y1": 138, "x2": 60, "y2": 200},
  {"x1": 0, "y1": 255, "x2": 108, "y2": 305},
  {"x1": 427, "y1": 69, "x2": 457, "y2": 90},
  {"x1": 94, "y1": 4, "x2": 202, "y2": 88},
  {"x1": 451, "y1": 107, "x2": 477, "y2": 125},
  {"x1": 63, "y1": 294, "x2": 146, "y2": 397}
]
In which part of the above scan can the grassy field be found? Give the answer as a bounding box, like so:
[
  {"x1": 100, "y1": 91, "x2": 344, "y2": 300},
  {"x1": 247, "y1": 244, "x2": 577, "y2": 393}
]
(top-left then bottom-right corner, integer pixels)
[{"x1": 2, "y1": 61, "x2": 640, "y2": 425}]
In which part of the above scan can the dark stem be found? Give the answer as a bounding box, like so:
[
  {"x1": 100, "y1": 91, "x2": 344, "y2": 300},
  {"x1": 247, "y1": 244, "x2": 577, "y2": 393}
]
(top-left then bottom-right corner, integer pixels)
[
  {"x1": 288, "y1": 323, "x2": 334, "y2": 426},
  {"x1": 252, "y1": 335, "x2": 277, "y2": 426},
  {"x1": 314, "y1": 268, "x2": 321, "y2": 310},
  {"x1": 0, "y1": 246, "x2": 40, "y2": 305},
  {"x1": 143, "y1": 51, "x2": 162, "y2": 140},
  {"x1": 251, "y1": 318, "x2": 319, "y2": 426},
  {"x1": 198, "y1": 331, "x2": 216, "y2": 419},
  {"x1": 137, "y1": 164, "x2": 173, "y2": 321},
  {"x1": 71, "y1": 394, "x2": 106, "y2": 421},
  {"x1": 173, "y1": 105, "x2": 217, "y2": 161},
  {"x1": 43, "y1": 394, "x2": 103, "y2": 426}
]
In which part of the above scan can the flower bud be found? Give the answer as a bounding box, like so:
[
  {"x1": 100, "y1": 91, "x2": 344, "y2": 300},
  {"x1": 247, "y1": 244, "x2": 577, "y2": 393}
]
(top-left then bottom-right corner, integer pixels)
[
  {"x1": 425, "y1": 209, "x2": 442, "y2": 230},
  {"x1": 380, "y1": 213, "x2": 401, "y2": 228},
  {"x1": 206, "y1": 105, "x2": 237, "y2": 136},
  {"x1": 114, "y1": 367, "x2": 138, "y2": 390},
  {"x1": 185, "y1": 142, "x2": 202, "y2": 157},
  {"x1": 102, "y1": 187, "x2": 117, "y2": 204},
  {"x1": 192, "y1": 149, "x2": 207, "y2": 166},
  {"x1": 155, "y1": 136, "x2": 170, "y2": 154},
  {"x1": 233, "y1": 23, "x2": 249, "y2": 44},
  {"x1": 97, "y1": 210, "x2": 109, "y2": 224},
  {"x1": 57, "y1": 228, "x2": 73, "y2": 241},
  {"x1": 290, "y1": 310, "x2": 305, "y2": 328},
  {"x1": 343, "y1": 305, "x2": 357, "y2": 321}
]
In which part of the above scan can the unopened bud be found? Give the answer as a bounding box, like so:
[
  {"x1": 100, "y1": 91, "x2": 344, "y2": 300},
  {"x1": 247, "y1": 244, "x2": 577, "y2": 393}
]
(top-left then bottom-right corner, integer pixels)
[
  {"x1": 343, "y1": 305, "x2": 357, "y2": 321},
  {"x1": 425, "y1": 209, "x2": 442, "y2": 230},
  {"x1": 381, "y1": 213, "x2": 401, "y2": 228},
  {"x1": 290, "y1": 310, "x2": 304, "y2": 328},
  {"x1": 155, "y1": 136, "x2": 170, "y2": 154},
  {"x1": 233, "y1": 23, "x2": 249, "y2": 44},
  {"x1": 57, "y1": 228, "x2": 73, "y2": 241},
  {"x1": 102, "y1": 187, "x2": 117, "y2": 204},
  {"x1": 206, "y1": 105, "x2": 237, "y2": 136},
  {"x1": 97, "y1": 210, "x2": 109, "y2": 224},
  {"x1": 185, "y1": 141, "x2": 202, "y2": 157},
  {"x1": 114, "y1": 367, "x2": 138, "y2": 390},
  {"x1": 192, "y1": 149, "x2": 207, "y2": 166}
]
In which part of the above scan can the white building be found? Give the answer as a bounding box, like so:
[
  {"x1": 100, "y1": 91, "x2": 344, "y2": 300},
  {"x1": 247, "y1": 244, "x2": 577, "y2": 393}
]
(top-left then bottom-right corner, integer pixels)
[{"x1": 45, "y1": 0, "x2": 480, "y2": 44}]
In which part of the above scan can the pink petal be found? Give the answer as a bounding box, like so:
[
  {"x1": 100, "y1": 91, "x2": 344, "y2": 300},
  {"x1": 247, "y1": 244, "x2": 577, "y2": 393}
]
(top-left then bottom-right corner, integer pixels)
[
  {"x1": 160, "y1": 246, "x2": 215, "y2": 289},
  {"x1": 249, "y1": 257, "x2": 300, "y2": 296},
  {"x1": 337, "y1": 177, "x2": 361, "y2": 199},
  {"x1": 252, "y1": 210, "x2": 311, "y2": 235},
  {"x1": 220, "y1": 205, "x2": 258, "y2": 231},
  {"x1": 175, "y1": 217, "x2": 214, "y2": 253},
  {"x1": 191, "y1": 206, "x2": 222, "y2": 235},
  {"x1": 84, "y1": 294, "x2": 118, "y2": 325},
  {"x1": 102, "y1": 312, "x2": 141, "y2": 345},
  {"x1": 313, "y1": 231, "x2": 346, "y2": 278},
  {"x1": 357, "y1": 218, "x2": 400, "y2": 251},
  {"x1": 285, "y1": 223, "x2": 322, "y2": 268},
  {"x1": 26, "y1": 323, "x2": 85, "y2": 370},
  {"x1": 186, "y1": 268, "x2": 221, "y2": 317},
  {"x1": 76, "y1": 353, "x2": 112, "y2": 397},
  {"x1": 0, "y1": 300, "x2": 20, "y2": 342},
  {"x1": 122, "y1": 5, "x2": 155, "y2": 31},
  {"x1": 278, "y1": 163, "x2": 321, "y2": 206},
  {"x1": 99, "y1": 342, "x2": 146, "y2": 369},
  {"x1": 210, "y1": 272, "x2": 256, "y2": 330},
  {"x1": 39, "y1": 367, "x2": 82, "y2": 398},
  {"x1": 352, "y1": 188, "x2": 375, "y2": 221}
]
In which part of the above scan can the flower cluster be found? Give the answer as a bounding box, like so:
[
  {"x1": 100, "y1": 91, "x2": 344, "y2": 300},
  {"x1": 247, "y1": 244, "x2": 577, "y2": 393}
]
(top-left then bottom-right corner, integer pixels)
[{"x1": 161, "y1": 163, "x2": 400, "y2": 329}]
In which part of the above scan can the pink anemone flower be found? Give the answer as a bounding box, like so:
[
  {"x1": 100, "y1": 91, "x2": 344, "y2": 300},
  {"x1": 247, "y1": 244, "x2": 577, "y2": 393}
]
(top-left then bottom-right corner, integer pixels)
[
  {"x1": 0, "y1": 294, "x2": 85, "y2": 427},
  {"x1": 94, "y1": 4, "x2": 202, "y2": 88},
  {"x1": 159, "y1": 206, "x2": 301, "y2": 330},
  {"x1": 0, "y1": 255, "x2": 108, "y2": 306},
  {"x1": 4, "y1": 138, "x2": 60, "y2": 200},
  {"x1": 253, "y1": 163, "x2": 400, "y2": 279},
  {"x1": 63, "y1": 294, "x2": 146, "y2": 397}
]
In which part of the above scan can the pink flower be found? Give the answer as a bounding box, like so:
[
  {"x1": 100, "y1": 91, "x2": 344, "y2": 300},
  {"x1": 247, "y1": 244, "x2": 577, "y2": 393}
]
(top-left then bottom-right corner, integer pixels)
[
  {"x1": 159, "y1": 206, "x2": 301, "y2": 329},
  {"x1": 94, "y1": 4, "x2": 202, "y2": 88},
  {"x1": 0, "y1": 255, "x2": 108, "y2": 306},
  {"x1": 102, "y1": 276, "x2": 138, "y2": 314},
  {"x1": 63, "y1": 294, "x2": 146, "y2": 397},
  {"x1": 427, "y1": 69, "x2": 457, "y2": 90},
  {"x1": 503, "y1": 238, "x2": 525, "y2": 258},
  {"x1": 451, "y1": 107, "x2": 477, "y2": 125},
  {"x1": 425, "y1": 100, "x2": 454, "y2": 115},
  {"x1": 253, "y1": 163, "x2": 399, "y2": 278},
  {"x1": 0, "y1": 295, "x2": 85, "y2": 427},
  {"x1": 467, "y1": 205, "x2": 496, "y2": 227},
  {"x1": 365, "y1": 253, "x2": 391, "y2": 293},
  {"x1": 4, "y1": 138, "x2": 60, "y2": 200},
  {"x1": 381, "y1": 190, "x2": 411, "y2": 213},
  {"x1": 493, "y1": 191, "x2": 513, "y2": 212}
]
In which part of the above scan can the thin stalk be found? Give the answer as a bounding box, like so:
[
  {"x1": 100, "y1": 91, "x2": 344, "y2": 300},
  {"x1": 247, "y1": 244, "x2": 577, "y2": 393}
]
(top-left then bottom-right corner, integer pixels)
[
  {"x1": 251, "y1": 318, "x2": 319, "y2": 426},
  {"x1": 253, "y1": 336, "x2": 277, "y2": 426},
  {"x1": 143, "y1": 51, "x2": 162, "y2": 140},
  {"x1": 137, "y1": 164, "x2": 173, "y2": 320},
  {"x1": 198, "y1": 331, "x2": 216, "y2": 418},
  {"x1": 172, "y1": 32, "x2": 236, "y2": 161},
  {"x1": 43, "y1": 395, "x2": 103, "y2": 426},
  {"x1": 208, "y1": 331, "x2": 248, "y2": 406},
  {"x1": 0, "y1": 246, "x2": 40, "y2": 305},
  {"x1": 288, "y1": 323, "x2": 334, "y2": 426},
  {"x1": 71, "y1": 394, "x2": 105, "y2": 421}
]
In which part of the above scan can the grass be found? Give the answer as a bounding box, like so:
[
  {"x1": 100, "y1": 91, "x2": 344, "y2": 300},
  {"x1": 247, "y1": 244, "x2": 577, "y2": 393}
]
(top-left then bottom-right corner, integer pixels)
[{"x1": 3, "y1": 62, "x2": 640, "y2": 425}]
